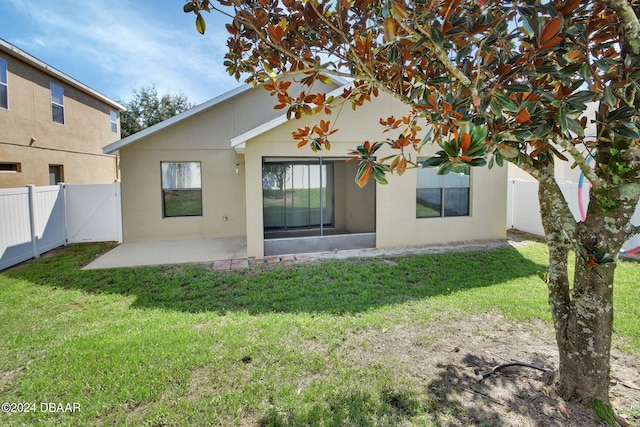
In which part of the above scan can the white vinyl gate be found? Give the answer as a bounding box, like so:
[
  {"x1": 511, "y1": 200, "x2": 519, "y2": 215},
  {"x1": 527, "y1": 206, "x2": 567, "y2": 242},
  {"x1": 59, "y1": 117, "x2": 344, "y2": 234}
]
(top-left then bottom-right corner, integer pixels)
[
  {"x1": 0, "y1": 183, "x2": 122, "y2": 270},
  {"x1": 65, "y1": 184, "x2": 123, "y2": 243}
]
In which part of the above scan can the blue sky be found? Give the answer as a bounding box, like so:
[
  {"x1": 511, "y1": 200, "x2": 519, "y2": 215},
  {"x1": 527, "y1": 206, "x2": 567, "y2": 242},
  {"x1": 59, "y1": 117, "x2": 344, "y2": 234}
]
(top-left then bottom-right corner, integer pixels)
[{"x1": 0, "y1": 0, "x2": 241, "y2": 105}]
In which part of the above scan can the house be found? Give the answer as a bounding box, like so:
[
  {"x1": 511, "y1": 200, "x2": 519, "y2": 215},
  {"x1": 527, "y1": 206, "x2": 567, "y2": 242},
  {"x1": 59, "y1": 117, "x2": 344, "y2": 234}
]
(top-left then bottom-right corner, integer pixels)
[
  {"x1": 104, "y1": 79, "x2": 507, "y2": 258},
  {"x1": 0, "y1": 38, "x2": 125, "y2": 188}
]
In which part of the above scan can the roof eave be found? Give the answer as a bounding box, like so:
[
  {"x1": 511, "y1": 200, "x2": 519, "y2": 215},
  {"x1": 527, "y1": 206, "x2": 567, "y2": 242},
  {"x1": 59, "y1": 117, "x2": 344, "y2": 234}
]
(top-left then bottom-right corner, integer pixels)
[
  {"x1": 0, "y1": 38, "x2": 125, "y2": 111},
  {"x1": 104, "y1": 84, "x2": 253, "y2": 154},
  {"x1": 229, "y1": 81, "x2": 353, "y2": 152}
]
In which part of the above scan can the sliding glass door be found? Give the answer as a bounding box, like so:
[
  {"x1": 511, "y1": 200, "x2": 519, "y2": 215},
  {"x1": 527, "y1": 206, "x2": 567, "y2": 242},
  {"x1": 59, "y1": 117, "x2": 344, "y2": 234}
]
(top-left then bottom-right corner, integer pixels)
[{"x1": 263, "y1": 159, "x2": 334, "y2": 232}]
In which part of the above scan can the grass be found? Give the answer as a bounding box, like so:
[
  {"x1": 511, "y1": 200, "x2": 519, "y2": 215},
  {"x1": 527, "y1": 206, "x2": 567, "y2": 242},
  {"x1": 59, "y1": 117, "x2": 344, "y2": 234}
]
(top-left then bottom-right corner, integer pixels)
[{"x1": 0, "y1": 240, "x2": 638, "y2": 426}]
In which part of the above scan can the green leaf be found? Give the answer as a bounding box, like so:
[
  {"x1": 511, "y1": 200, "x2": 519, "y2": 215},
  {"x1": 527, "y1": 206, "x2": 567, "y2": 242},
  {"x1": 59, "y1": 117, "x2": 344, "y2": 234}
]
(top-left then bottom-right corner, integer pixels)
[
  {"x1": 419, "y1": 127, "x2": 433, "y2": 148},
  {"x1": 470, "y1": 123, "x2": 488, "y2": 143},
  {"x1": 467, "y1": 158, "x2": 487, "y2": 167},
  {"x1": 184, "y1": 2, "x2": 196, "y2": 13},
  {"x1": 430, "y1": 26, "x2": 443, "y2": 45},
  {"x1": 421, "y1": 156, "x2": 446, "y2": 167},
  {"x1": 503, "y1": 84, "x2": 531, "y2": 93},
  {"x1": 520, "y1": 12, "x2": 536, "y2": 37},
  {"x1": 441, "y1": 140, "x2": 459, "y2": 158},
  {"x1": 196, "y1": 13, "x2": 206, "y2": 34},
  {"x1": 556, "y1": 106, "x2": 568, "y2": 133},
  {"x1": 611, "y1": 126, "x2": 639, "y2": 139},
  {"x1": 567, "y1": 118, "x2": 585, "y2": 137},
  {"x1": 558, "y1": 63, "x2": 583, "y2": 78},
  {"x1": 608, "y1": 106, "x2": 635, "y2": 122},
  {"x1": 536, "y1": 65, "x2": 559, "y2": 76},
  {"x1": 603, "y1": 86, "x2": 616, "y2": 106},
  {"x1": 493, "y1": 93, "x2": 517, "y2": 112},
  {"x1": 569, "y1": 90, "x2": 596, "y2": 102},
  {"x1": 371, "y1": 165, "x2": 389, "y2": 184},
  {"x1": 381, "y1": 0, "x2": 391, "y2": 18},
  {"x1": 456, "y1": 44, "x2": 473, "y2": 63},
  {"x1": 533, "y1": 122, "x2": 552, "y2": 137}
]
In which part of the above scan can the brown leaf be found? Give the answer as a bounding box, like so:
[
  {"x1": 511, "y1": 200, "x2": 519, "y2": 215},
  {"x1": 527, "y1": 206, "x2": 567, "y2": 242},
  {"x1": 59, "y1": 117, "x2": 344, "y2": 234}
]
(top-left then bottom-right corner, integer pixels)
[
  {"x1": 391, "y1": 0, "x2": 408, "y2": 20},
  {"x1": 460, "y1": 132, "x2": 471, "y2": 153},
  {"x1": 562, "y1": 0, "x2": 581, "y2": 15},
  {"x1": 356, "y1": 165, "x2": 372, "y2": 188},
  {"x1": 384, "y1": 18, "x2": 396, "y2": 42},
  {"x1": 515, "y1": 108, "x2": 531, "y2": 124},
  {"x1": 397, "y1": 157, "x2": 407, "y2": 175},
  {"x1": 539, "y1": 17, "x2": 563, "y2": 48}
]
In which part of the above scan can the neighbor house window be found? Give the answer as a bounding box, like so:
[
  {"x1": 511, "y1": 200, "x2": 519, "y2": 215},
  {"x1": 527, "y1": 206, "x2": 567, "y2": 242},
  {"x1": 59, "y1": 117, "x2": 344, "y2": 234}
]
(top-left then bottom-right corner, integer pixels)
[
  {"x1": 110, "y1": 110, "x2": 118, "y2": 133},
  {"x1": 0, "y1": 57, "x2": 7, "y2": 109},
  {"x1": 50, "y1": 82, "x2": 64, "y2": 124},
  {"x1": 161, "y1": 162, "x2": 202, "y2": 217},
  {"x1": 0, "y1": 162, "x2": 21, "y2": 172},
  {"x1": 416, "y1": 162, "x2": 470, "y2": 218},
  {"x1": 49, "y1": 165, "x2": 64, "y2": 184}
]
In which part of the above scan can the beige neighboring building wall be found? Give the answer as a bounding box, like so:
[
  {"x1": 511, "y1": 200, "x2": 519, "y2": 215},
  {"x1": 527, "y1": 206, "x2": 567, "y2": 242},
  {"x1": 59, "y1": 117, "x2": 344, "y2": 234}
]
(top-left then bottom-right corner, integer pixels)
[
  {"x1": 243, "y1": 92, "x2": 507, "y2": 257},
  {"x1": 0, "y1": 39, "x2": 124, "y2": 188}
]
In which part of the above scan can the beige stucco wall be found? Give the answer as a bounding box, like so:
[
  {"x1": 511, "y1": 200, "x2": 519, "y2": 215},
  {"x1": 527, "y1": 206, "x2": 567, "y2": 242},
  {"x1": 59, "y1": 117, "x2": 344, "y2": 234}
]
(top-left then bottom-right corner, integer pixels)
[
  {"x1": 0, "y1": 51, "x2": 119, "y2": 187},
  {"x1": 117, "y1": 84, "x2": 507, "y2": 252},
  {"x1": 117, "y1": 107, "x2": 248, "y2": 242},
  {"x1": 244, "y1": 93, "x2": 508, "y2": 257},
  {"x1": 116, "y1": 82, "x2": 345, "y2": 243},
  {"x1": 119, "y1": 143, "x2": 246, "y2": 242}
]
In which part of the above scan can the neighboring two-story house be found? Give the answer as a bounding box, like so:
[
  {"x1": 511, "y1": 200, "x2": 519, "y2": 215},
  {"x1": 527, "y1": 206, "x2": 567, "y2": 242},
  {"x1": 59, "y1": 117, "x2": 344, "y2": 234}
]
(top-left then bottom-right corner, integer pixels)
[{"x1": 0, "y1": 38, "x2": 125, "y2": 188}]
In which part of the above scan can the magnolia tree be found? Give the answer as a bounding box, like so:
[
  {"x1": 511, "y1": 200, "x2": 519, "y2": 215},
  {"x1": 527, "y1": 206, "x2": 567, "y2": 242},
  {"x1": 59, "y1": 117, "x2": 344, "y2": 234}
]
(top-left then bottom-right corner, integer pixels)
[{"x1": 184, "y1": 0, "x2": 640, "y2": 411}]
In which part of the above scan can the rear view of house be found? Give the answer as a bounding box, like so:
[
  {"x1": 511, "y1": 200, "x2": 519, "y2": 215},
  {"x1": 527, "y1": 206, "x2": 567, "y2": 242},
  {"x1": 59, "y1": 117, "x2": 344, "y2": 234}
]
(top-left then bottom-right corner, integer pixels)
[
  {"x1": 0, "y1": 38, "x2": 125, "y2": 188},
  {"x1": 104, "y1": 79, "x2": 508, "y2": 258}
]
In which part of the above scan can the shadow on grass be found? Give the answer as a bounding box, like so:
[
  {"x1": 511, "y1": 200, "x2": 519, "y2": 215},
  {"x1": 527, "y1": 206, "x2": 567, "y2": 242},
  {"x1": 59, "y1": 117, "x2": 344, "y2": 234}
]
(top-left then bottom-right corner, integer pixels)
[
  {"x1": 258, "y1": 388, "x2": 425, "y2": 426},
  {"x1": 252, "y1": 352, "x2": 594, "y2": 426},
  {"x1": 417, "y1": 354, "x2": 605, "y2": 426},
  {"x1": 3, "y1": 242, "x2": 547, "y2": 315}
]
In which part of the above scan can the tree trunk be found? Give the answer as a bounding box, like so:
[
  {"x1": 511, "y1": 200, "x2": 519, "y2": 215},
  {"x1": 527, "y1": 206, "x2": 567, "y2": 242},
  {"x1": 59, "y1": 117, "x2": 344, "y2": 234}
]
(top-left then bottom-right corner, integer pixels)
[
  {"x1": 556, "y1": 248, "x2": 615, "y2": 403},
  {"x1": 538, "y1": 179, "x2": 618, "y2": 405}
]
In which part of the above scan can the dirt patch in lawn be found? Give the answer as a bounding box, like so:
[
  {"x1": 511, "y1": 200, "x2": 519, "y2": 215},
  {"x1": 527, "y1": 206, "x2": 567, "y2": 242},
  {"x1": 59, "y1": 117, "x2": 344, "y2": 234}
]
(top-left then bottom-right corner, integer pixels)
[{"x1": 345, "y1": 312, "x2": 640, "y2": 426}]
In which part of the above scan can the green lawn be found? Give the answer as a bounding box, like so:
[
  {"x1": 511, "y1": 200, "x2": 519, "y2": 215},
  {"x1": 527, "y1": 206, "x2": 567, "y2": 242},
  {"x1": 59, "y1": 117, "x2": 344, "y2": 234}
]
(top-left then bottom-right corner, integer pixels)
[{"x1": 0, "y1": 241, "x2": 638, "y2": 426}]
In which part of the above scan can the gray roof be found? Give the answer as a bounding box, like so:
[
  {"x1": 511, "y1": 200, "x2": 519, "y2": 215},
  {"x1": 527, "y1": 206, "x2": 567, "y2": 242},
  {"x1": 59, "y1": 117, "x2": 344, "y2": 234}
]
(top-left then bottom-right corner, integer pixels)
[{"x1": 103, "y1": 84, "x2": 253, "y2": 154}]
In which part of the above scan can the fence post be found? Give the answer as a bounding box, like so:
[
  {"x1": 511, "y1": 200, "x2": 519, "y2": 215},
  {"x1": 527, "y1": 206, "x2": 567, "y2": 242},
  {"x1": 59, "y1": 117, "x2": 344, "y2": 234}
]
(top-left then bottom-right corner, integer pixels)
[
  {"x1": 27, "y1": 184, "x2": 39, "y2": 259},
  {"x1": 60, "y1": 183, "x2": 68, "y2": 246},
  {"x1": 114, "y1": 182, "x2": 123, "y2": 243}
]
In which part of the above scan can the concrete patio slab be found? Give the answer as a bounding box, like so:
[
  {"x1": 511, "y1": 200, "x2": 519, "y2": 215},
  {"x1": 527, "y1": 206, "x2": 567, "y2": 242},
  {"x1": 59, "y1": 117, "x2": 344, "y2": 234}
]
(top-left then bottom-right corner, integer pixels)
[{"x1": 83, "y1": 237, "x2": 247, "y2": 270}]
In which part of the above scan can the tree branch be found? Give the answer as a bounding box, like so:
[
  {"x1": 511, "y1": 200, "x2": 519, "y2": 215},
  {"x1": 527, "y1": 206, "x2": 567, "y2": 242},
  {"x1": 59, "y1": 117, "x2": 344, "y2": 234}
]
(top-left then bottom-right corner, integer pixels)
[
  {"x1": 608, "y1": 0, "x2": 640, "y2": 56},
  {"x1": 551, "y1": 135, "x2": 606, "y2": 190},
  {"x1": 398, "y1": 19, "x2": 472, "y2": 86},
  {"x1": 507, "y1": 157, "x2": 578, "y2": 236}
]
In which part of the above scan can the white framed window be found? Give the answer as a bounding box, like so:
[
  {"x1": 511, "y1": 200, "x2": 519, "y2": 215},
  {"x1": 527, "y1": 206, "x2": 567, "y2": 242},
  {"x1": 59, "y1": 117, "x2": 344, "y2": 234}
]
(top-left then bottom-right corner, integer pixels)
[
  {"x1": 0, "y1": 57, "x2": 7, "y2": 109},
  {"x1": 416, "y1": 162, "x2": 470, "y2": 218},
  {"x1": 50, "y1": 82, "x2": 64, "y2": 124},
  {"x1": 110, "y1": 110, "x2": 118, "y2": 133},
  {"x1": 161, "y1": 162, "x2": 202, "y2": 217}
]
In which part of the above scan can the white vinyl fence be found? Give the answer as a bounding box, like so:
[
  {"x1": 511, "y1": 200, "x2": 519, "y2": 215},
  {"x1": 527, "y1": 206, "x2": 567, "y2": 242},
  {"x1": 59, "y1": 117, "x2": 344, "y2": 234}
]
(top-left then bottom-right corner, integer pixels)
[
  {"x1": 0, "y1": 183, "x2": 122, "y2": 270},
  {"x1": 507, "y1": 179, "x2": 640, "y2": 252}
]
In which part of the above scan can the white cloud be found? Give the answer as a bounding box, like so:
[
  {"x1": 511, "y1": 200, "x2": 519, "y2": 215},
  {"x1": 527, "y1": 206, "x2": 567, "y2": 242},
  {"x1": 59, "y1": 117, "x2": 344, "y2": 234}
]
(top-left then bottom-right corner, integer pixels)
[{"x1": 4, "y1": 0, "x2": 240, "y2": 104}]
